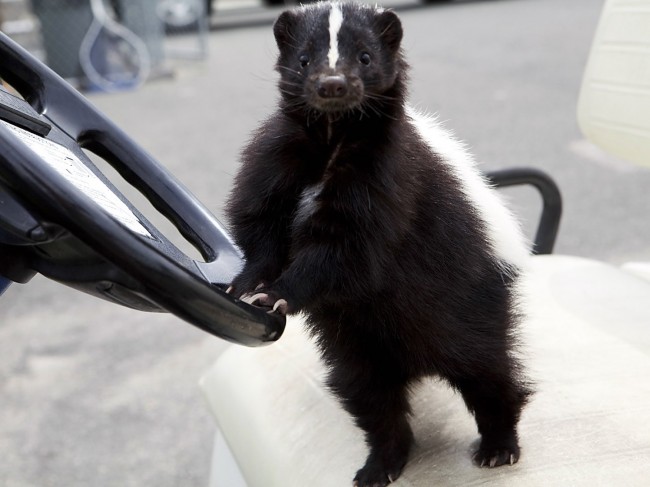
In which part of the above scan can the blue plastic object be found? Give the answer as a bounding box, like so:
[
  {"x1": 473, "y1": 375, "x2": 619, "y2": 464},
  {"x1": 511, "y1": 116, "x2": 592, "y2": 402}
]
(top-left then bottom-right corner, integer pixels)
[{"x1": 0, "y1": 275, "x2": 10, "y2": 297}]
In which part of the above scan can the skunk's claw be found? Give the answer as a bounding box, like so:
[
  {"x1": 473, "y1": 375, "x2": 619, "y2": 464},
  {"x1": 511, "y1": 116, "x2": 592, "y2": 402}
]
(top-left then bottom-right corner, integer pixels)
[
  {"x1": 226, "y1": 281, "x2": 266, "y2": 297},
  {"x1": 240, "y1": 292, "x2": 268, "y2": 305},
  {"x1": 240, "y1": 291, "x2": 288, "y2": 316},
  {"x1": 271, "y1": 298, "x2": 288, "y2": 315},
  {"x1": 473, "y1": 447, "x2": 519, "y2": 468}
]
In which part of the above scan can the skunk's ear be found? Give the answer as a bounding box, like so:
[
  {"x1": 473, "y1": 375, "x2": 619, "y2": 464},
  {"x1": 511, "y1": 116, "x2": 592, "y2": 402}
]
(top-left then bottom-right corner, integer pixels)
[
  {"x1": 273, "y1": 10, "x2": 299, "y2": 49},
  {"x1": 375, "y1": 10, "x2": 403, "y2": 53}
]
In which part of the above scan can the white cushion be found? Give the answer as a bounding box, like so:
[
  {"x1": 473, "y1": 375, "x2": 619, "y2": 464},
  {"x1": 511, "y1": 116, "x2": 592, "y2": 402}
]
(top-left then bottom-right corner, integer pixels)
[{"x1": 200, "y1": 255, "x2": 650, "y2": 486}]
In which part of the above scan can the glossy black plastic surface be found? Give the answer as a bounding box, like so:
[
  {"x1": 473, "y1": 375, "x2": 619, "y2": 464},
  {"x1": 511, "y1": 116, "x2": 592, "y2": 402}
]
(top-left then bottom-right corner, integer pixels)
[{"x1": 0, "y1": 32, "x2": 284, "y2": 346}]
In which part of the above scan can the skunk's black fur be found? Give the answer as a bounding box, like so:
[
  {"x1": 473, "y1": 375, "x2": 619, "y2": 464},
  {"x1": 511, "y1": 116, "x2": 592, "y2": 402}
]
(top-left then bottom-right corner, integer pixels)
[{"x1": 226, "y1": 3, "x2": 531, "y2": 486}]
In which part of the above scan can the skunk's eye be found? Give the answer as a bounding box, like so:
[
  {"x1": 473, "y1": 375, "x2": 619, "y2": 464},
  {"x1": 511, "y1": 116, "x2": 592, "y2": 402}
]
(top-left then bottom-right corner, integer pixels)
[
  {"x1": 359, "y1": 52, "x2": 371, "y2": 66},
  {"x1": 299, "y1": 54, "x2": 310, "y2": 68}
]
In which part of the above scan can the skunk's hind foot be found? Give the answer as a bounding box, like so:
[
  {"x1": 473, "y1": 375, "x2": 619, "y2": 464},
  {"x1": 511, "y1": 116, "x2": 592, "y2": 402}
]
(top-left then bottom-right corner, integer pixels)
[{"x1": 473, "y1": 444, "x2": 519, "y2": 468}]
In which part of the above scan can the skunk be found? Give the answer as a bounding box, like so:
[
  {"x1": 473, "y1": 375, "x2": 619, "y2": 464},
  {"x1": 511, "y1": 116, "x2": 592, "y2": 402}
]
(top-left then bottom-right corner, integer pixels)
[{"x1": 226, "y1": 3, "x2": 532, "y2": 486}]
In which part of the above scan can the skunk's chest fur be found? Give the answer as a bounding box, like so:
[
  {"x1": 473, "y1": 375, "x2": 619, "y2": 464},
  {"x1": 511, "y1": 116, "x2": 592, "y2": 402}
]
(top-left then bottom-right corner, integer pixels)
[{"x1": 226, "y1": 3, "x2": 531, "y2": 487}]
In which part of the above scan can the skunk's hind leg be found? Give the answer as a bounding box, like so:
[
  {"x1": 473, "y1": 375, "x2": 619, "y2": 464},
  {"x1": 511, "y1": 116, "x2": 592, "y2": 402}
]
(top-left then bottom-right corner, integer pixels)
[
  {"x1": 328, "y1": 364, "x2": 413, "y2": 487},
  {"x1": 450, "y1": 367, "x2": 530, "y2": 468}
]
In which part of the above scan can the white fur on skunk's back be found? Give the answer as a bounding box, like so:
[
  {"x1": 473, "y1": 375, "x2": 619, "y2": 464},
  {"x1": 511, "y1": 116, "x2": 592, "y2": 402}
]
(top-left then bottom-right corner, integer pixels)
[{"x1": 406, "y1": 106, "x2": 531, "y2": 271}]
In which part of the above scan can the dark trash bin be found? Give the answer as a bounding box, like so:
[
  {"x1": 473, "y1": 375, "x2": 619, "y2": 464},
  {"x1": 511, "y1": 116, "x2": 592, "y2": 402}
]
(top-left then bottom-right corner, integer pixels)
[
  {"x1": 31, "y1": 0, "x2": 165, "y2": 90},
  {"x1": 32, "y1": 0, "x2": 92, "y2": 80}
]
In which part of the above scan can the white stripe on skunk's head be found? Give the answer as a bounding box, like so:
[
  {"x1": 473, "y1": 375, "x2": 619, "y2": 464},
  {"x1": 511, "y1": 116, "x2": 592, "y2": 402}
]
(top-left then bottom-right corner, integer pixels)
[
  {"x1": 273, "y1": 2, "x2": 406, "y2": 115},
  {"x1": 327, "y1": 3, "x2": 344, "y2": 68}
]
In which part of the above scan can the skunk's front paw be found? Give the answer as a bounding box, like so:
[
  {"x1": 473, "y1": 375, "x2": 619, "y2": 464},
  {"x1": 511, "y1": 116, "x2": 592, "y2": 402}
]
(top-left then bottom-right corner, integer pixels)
[
  {"x1": 226, "y1": 282, "x2": 265, "y2": 296},
  {"x1": 240, "y1": 289, "x2": 288, "y2": 315}
]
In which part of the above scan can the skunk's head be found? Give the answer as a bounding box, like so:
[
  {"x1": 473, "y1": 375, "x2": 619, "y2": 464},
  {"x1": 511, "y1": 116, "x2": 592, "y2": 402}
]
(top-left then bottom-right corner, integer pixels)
[{"x1": 273, "y1": 2, "x2": 406, "y2": 116}]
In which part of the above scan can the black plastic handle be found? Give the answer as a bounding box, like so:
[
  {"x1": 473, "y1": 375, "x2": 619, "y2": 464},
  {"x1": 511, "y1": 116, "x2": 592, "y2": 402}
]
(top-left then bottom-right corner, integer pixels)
[{"x1": 486, "y1": 167, "x2": 562, "y2": 255}]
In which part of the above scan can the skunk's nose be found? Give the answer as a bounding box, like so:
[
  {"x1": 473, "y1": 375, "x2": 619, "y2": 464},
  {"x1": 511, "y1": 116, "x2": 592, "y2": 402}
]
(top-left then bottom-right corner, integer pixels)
[{"x1": 317, "y1": 75, "x2": 348, "y2": 98}]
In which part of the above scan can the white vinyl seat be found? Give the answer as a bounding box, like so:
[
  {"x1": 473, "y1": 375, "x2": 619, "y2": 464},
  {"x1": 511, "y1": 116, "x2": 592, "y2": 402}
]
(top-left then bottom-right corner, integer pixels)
[{"x1": 200, "y1": 0, "x2": 650, "y2": 485}]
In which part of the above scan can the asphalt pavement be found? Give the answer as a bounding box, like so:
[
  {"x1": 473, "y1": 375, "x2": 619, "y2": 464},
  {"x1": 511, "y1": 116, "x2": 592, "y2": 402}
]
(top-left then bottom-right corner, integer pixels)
[{"x1": 2, "y1": 0, "x2": 649, "y2": 486}]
